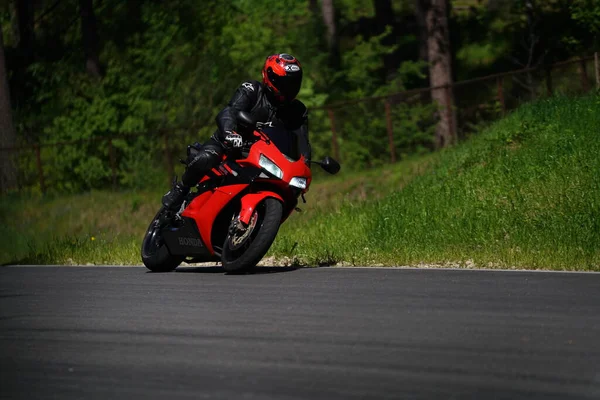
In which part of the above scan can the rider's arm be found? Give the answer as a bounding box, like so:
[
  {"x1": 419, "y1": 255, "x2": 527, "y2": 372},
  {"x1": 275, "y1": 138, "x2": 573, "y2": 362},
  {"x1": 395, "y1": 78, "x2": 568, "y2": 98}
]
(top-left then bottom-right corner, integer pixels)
[
  {"x1": 298, "y1": 113, "x2": 311, "y2": 165},
  {"x1": 292, "y1": 101, "x2": 311, "y2": 165},
  {"x1": 215, "y1": 81, "x2": 260, "y2": 141}
]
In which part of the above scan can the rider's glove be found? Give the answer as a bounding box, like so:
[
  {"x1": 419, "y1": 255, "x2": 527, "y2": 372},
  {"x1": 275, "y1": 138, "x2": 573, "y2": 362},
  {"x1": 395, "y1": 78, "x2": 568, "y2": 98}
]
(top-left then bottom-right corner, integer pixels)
[{"x1": 224, "y1": 131, "x2": 243, "y2": 148}]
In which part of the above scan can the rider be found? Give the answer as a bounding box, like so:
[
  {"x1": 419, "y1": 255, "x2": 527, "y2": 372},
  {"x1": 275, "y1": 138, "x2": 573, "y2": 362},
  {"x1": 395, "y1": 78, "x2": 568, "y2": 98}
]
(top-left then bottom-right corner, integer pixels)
[{"x1": 162, "y1": 53, "x2": 311, "y2": 210}]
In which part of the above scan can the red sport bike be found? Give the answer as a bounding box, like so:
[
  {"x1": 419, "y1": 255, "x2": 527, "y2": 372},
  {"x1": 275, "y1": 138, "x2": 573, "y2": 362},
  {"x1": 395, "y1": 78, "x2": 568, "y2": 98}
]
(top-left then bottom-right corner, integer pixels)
[{"x1": 141, "y1": 111, "x2": 340, "y2": 273}]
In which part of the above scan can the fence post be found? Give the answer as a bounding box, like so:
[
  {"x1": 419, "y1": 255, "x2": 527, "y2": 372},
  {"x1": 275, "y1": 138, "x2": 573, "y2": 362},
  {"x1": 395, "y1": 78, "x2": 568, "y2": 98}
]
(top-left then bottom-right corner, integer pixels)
[
  {"x1": 108, "y1": 138, "x2": 117, "y2": 190},
  {"x1": 327, "y1": 108, "x2": 340, "y2": 161},
  {"x1": 444, "y1": 84, "x2": 456, "y2": 143},
  {"x1": 162, "y1": 131, "x2": 175, "y2": 184},
  {"x1": 497, "y1": 77, "x2": 506, "y2": 115},
  {"x1": 595, "y1": 52, "x2": 599, "y2": 90},
  {"x1": 34, "y1": 144, "x2": 46, "y2": 194},
  {"x1": 384, "y1": 100, "x2": 396, "y2": 163},
  {"x1": 545, "y1": 65, "x2": 553, "y2": 97},
  {"x1": 579, "y1": 57, "x2": 590, "y2": 92}
]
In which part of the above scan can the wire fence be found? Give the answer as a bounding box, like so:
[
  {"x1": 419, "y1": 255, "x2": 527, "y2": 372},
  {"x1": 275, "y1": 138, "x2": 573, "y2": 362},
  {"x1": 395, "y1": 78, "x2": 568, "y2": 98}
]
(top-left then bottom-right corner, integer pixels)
[
  {"x1": 1, "y1": 54, "x2": 598, "y2": 194},
  {"x1": 314, "y1": 54, "x2": 598, "y2": 165}
]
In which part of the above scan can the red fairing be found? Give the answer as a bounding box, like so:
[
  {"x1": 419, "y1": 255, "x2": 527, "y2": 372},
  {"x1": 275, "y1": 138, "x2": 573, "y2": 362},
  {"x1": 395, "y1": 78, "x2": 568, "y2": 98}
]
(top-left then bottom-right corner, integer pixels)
[
  {"x1": 238, "y1": 137, "x2": 312, "y2": 188},
  {"x1": 181, "y1": 184, "x2": 248, "y2": 254},
  {"x1": 238, "y1": 192, "x2": 284, "y2": 225}
]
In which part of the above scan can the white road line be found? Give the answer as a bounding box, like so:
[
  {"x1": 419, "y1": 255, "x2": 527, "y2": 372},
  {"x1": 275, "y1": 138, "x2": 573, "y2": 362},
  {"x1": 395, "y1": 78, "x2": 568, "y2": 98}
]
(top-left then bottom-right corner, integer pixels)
[{"x1": 3, "y1": 264, "x2": 599, "y2": 274}]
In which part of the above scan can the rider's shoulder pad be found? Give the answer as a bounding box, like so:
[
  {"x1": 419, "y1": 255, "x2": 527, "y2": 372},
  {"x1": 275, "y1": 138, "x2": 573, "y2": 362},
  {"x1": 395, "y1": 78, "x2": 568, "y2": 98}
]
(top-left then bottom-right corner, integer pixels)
[
  {"x1": 239, "y1": 80, "x2": 261, "y2": 94},
  {"x1": 290, "y1": 99, "x2": 308, "y2": 118}
]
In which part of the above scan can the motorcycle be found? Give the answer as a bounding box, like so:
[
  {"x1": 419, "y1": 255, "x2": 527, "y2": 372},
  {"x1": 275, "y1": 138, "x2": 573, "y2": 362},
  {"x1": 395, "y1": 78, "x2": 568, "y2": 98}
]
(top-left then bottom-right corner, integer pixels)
[{"x1": 141, "y1": 111, "x2": 341, "y2": 273}]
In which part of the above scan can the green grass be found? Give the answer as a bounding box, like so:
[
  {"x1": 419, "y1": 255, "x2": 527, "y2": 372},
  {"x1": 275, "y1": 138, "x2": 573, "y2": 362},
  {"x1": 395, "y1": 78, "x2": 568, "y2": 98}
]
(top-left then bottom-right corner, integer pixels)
[
  {"x1": 273, "y1": 94, "x2": 600, "y2": 270},
  {"x1": 2, "y1": 94, "x2": 599, "y2": 270}
]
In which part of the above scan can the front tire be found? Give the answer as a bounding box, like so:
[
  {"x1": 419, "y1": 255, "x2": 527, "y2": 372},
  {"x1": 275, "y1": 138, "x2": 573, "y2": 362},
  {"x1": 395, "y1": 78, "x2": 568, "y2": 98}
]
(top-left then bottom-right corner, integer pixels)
[
  {"x1": 141, "y1": 207, "x2": 183, "y2": 272},
  {"x1": 222, "y1": 198, "x2": 283, "y2": 274}
]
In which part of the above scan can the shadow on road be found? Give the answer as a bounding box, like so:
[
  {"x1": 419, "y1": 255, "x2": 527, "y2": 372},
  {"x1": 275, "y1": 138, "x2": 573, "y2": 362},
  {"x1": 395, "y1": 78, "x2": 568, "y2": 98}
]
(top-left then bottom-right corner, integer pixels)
[{"x1": 173, "y1": 265, "x2": 301, "y2": 274}]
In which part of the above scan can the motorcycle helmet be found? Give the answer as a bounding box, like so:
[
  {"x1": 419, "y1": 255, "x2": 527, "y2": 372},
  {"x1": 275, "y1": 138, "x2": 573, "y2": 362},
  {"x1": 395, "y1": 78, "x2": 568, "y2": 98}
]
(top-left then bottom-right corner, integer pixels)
[{"x1": 262, "y1": 53, "x2": 303, "y2": 103}]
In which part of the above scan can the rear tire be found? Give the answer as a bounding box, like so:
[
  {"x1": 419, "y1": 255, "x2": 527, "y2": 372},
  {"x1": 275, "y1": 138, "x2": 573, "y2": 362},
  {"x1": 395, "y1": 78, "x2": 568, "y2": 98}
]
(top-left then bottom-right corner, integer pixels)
[
  {"x1": 141, "y1": 207, "x2": 183, "y2": 272},
  {"x1": 222, "y1": 198, "x2": 283, "y2": 274}
]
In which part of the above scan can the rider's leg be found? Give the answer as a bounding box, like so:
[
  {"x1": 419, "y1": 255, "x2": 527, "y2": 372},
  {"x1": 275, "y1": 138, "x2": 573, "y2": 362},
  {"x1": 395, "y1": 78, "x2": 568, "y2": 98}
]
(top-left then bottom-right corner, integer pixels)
[
  {"x1": 181, "y1": 139, "x2": 223, "y2": 187},
  {"x1": 162, "y1": 138, "x2": 224, "y2": 209}
]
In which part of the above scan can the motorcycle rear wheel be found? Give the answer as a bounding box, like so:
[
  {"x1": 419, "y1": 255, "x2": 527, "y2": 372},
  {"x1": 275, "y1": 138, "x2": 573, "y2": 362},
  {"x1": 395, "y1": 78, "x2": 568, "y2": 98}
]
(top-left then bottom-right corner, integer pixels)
[
  {"x1": 141, "y1": 207, "x2": 184, "y2": 272},
  {"x1": 221, "y1": 198, "x2": 282, "y2": 274}
]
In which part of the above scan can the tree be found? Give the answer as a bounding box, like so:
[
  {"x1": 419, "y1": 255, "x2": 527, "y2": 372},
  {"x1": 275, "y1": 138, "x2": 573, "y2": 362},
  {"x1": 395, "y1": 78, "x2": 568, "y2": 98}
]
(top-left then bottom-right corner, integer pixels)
[
  {"x1": 79, "y1": 0, "x2": 103, "y2": 77},
  {"x1": 16, "y1": 0, "x2": 34, "y2": 59},
  {"x1": 14, "y1": 0, "x2": 35, "y2": 107},
  {"x1": 517, "y1": 0, "x2": 540, "y2": 95},
  {"x1": 416, "y1": 0, "x2": 429, "y2": 65},
  {"x1": 373, "y1": 0, "x2": 398, "y2": 80},
  {"x1": 0, "y1": 29, "x2": 17, "y2": 192},
  {"x1": 321, "y1": 0, "x2": 339, "y2": 67},
  {"x1": 424, "y1": 0, "x2": 456, "y2": 148}
]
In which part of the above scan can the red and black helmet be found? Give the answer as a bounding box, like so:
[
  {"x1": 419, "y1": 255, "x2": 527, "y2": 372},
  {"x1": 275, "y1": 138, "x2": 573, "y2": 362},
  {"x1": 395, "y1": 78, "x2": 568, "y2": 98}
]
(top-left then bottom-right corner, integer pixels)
[{"x1": 262, "y1": 53, "x2": 303, "y2": 103}]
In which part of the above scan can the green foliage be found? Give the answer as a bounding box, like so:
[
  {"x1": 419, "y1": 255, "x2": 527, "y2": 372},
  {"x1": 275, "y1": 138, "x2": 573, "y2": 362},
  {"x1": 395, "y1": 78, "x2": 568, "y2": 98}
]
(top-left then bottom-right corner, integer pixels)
[
  {"x1": 570, "y1": 0, "x2": 600, "y2": 34},
  {"x1": 340, "y1": 27, "x2": 397, "y2": 95},
  {"x1": 3, "y1": 0, "x2": 599, "y2": 193}
]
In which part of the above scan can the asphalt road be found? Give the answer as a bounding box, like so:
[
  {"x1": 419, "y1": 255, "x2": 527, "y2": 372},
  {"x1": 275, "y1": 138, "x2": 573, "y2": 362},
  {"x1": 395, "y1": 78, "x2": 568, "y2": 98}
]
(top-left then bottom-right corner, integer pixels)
[{"x1": 1, "y1": 266, "x2": 599, "y2": 399}]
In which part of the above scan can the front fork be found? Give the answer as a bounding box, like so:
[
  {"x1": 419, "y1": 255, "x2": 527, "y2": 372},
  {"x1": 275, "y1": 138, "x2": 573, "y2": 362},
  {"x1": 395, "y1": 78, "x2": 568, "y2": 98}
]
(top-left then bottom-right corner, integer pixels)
[
  {"x1": 237, "y1": 192, "x2": 284, "y2": 225},
  {"x1": 225, "y1": 192, "x2": 282, "y2": 250}
]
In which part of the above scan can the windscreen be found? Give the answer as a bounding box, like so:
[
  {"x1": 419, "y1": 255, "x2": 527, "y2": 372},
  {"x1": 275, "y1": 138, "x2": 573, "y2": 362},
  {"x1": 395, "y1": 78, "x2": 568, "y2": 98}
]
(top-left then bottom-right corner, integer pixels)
[{"x1": 261, "y1": 126, "x2": 301, "y2": 161}]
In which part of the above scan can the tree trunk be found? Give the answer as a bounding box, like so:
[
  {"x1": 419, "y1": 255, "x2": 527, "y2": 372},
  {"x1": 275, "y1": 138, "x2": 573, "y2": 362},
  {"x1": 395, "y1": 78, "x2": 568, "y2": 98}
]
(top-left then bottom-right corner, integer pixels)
[
  {"x1": 416, "y1": 0, "x2": 430, "y2": 99},
  {"x1": 524, "y1": 0, "x2": 539, "y2": 99},
  {"x1": 321, "y1": 0, "x2": 339, "y2": 68},
  {"x1": 79, "y1": 0, "x2": 103, "y2": 78},
  {"x1": 594, "y1": 52, "x2": 600, "y2": 90},
  {"x1": 14, "y1": 0, "x2": 35, "y2": 107},
  {"x1": 578, "y1": 57, "x2": 590, "y2": 92},
  {"x1": 16, "y1": 0, "x2": 34, "y2": 55},
  {"x1": 373, "y1": 0, "x2": 397, "y2": 80},
  {"x1": 416, "y1": 0, "x2": 429, "y2": 65},
  {"x1": 0, "y1": 29, "x2": 18, "y2": 193},
  {"x1": 425, "y1": 0, "x2": 456, "y2": 148}
]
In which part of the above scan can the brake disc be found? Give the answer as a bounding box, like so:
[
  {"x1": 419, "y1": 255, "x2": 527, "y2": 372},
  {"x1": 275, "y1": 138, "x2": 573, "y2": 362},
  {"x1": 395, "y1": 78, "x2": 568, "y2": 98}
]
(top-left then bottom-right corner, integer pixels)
[{"x1": 229, "y1": 211, "x2": 258, "y2": 250}]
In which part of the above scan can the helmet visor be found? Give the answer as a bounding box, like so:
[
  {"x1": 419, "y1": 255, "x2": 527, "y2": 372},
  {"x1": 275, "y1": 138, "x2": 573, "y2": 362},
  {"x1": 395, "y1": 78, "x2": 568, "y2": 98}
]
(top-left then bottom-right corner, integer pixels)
[{"x1": 267, "y1": 68, "x2": 302, "y2": 101}]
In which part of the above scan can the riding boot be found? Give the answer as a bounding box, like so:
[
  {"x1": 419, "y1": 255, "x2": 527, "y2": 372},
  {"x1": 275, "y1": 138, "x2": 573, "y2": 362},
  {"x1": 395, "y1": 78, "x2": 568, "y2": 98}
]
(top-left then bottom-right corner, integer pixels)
[{"x1": 162, "y1": 182, "x2": 190, "y2": 210}]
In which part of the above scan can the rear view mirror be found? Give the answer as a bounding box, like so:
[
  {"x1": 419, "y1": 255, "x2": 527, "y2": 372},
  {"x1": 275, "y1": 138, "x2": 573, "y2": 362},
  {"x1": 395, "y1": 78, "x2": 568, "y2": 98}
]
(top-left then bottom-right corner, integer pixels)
[
  {"x1": 237, "y1": 111, "x2": 257, "y2": 131},
  {"x1": 320, "y1": 157, "x2": 341, "y2": 175}
]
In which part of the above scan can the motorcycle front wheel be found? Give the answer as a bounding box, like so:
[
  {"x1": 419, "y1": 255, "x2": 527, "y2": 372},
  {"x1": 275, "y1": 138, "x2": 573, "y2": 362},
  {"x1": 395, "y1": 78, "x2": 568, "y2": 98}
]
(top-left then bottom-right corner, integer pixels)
[
  {"x1": 141, "y1": 207, "x2": 184, "y2": 272},
  {"x1": 221, "y1": 198, "x2": 283, "y2": 274}
]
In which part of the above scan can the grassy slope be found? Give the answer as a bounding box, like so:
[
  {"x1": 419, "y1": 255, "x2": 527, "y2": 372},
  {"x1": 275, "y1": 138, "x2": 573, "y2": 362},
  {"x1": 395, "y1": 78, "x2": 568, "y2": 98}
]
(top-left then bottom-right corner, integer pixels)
[
  {"x1": 2, "y1": 94, "x2": 599, "y2": 269},
  {"x1": 273, "y1": 94, "x2": 600, "y2": 270}
]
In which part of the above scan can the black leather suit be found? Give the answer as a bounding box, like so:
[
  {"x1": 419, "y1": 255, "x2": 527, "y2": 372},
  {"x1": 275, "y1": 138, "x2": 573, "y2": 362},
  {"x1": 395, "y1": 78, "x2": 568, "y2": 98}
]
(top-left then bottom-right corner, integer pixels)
[{"x1": 181, "y1": 80, "x2": 311, "y2": 187}]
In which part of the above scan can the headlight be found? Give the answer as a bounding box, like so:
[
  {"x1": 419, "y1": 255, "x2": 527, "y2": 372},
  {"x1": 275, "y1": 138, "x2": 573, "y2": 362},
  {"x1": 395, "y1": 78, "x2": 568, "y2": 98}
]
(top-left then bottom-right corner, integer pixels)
[
  {"x1": 259, "y1": 154, "x2": 283, "y2": 179},
  {"x1": 289, "y1": 177, "x2": 307, "y2": 189}
]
